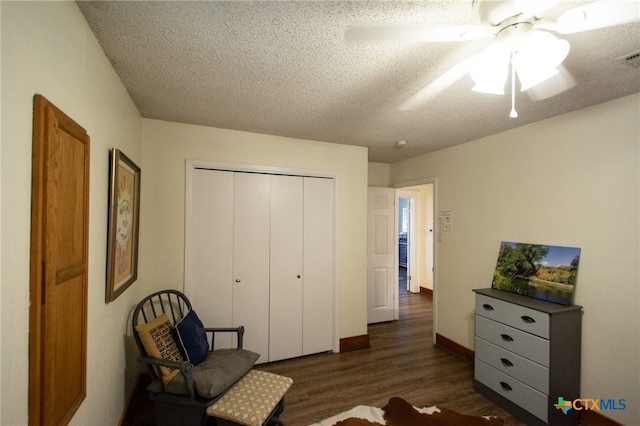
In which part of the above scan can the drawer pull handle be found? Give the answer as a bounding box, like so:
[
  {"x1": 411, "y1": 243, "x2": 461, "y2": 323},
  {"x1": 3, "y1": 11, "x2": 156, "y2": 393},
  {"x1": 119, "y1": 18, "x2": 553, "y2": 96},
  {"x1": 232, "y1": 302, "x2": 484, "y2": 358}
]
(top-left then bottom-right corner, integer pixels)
[
  {"x1": 482, "y1": 304, "x2": 494, "y2": 311},
  {"x1": 521, "y1": 315, "x2": 536, "y2": 323},
  {"x1": 500, "y1": 334, "x2": 514, "y2": 342},
  {"x1": 500, "y1": 381, "x2": 513, "y2": 391},
  {"x1": 500, "y1": 358, "x2": 514, "y2": 367}
]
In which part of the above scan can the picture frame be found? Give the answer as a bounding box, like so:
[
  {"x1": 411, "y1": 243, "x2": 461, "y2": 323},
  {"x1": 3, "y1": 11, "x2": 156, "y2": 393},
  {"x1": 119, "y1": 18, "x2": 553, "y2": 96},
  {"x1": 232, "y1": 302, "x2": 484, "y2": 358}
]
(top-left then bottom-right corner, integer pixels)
[
  {"x1": 106, "y1": 148, "x2": 141, "y2": 303},
  {"x1": 491, "y1": 241, "x2": 581, "y2": 305}
]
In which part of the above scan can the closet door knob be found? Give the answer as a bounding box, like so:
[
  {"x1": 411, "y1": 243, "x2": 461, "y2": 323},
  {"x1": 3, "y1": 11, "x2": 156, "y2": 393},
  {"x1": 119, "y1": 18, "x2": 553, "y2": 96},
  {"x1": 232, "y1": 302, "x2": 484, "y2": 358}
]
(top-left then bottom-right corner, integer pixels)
[
  {"x1": 297, "y1": 275, "x2": 301, "y2": 279},
  {"x1": 235, "y1": 279, "x2": 241, "y2": 283}
]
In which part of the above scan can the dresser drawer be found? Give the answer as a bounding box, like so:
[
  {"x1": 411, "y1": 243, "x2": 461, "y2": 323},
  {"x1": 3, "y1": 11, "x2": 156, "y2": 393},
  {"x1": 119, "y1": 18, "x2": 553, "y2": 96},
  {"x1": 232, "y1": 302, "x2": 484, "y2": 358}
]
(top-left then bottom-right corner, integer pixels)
[
  {"x1": 476, "y1": 315, "x2": 549, "y2": 366},
  {"x1": 475, "y1": 337, "x2": 549, "y2": 394},
  {"x1": 476, "y1": 293, "x2": 549, "y2": 338},
  {"x1": 475, "y1": 360, "x2": 547, "y2": 423}
]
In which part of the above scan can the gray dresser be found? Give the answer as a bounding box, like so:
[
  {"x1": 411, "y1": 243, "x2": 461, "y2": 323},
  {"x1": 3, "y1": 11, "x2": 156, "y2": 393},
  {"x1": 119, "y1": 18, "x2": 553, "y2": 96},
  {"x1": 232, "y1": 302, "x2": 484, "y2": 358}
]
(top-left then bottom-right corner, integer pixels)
[{"x1": 473, "y1": 288, "x2": 582, "y2": 425}]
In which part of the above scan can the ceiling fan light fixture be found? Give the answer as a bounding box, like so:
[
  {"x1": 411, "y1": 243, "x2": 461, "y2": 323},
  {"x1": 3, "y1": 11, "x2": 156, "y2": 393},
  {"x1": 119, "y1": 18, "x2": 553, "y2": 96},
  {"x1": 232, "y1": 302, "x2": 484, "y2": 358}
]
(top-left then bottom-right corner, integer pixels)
[
  {"x1": 517, "y1": 31, "x2": 570, "y2": 70},
  {"x1": 470, "y1": 44, "x2": 510, "y2": 94},
  {"x1": 472, "y1": 79, "x2": 507, "y2": 95},
  {"x1": 513, "y1": 31, "x2": 569, "y2": 91},
  {"x1": 525, "y1": 66, "x2": 577, "y2": 101},
  {"x1": 517, "y1": 65, "x2": 559, "y2": 91}
]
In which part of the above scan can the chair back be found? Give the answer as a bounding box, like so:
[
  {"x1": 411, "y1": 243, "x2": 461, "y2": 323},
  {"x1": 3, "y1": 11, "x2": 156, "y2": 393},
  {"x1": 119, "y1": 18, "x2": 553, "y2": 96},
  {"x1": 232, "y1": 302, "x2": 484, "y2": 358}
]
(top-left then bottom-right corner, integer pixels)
[{"x1": 132, "y1": 289, "x2": 192, "y2": 379}]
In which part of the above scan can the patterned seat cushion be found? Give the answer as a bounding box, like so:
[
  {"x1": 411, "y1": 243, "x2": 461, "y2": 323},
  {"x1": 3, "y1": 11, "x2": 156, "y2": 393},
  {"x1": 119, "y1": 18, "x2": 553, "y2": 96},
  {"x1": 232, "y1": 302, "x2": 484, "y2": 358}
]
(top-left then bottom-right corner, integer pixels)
[{"x1": 207, "y1": 370, "x2": 293, "y2": 426}]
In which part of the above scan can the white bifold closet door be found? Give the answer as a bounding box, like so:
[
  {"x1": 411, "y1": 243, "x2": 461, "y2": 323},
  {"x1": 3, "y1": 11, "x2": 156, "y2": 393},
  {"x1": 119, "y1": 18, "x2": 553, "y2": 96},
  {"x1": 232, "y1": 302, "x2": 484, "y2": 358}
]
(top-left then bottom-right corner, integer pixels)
[
  {"x1": 187, "y1": 169, "x2": 236, "y2": 348},
  {"x1": 269, "y1": 175, "x2": 304, "y2": 361},
  {"x1": 186, "y1": 168, "x2": 333, "y2": 363},
  {"x1": 233, "y1": 172, "x2": 271, "y2": 361}
]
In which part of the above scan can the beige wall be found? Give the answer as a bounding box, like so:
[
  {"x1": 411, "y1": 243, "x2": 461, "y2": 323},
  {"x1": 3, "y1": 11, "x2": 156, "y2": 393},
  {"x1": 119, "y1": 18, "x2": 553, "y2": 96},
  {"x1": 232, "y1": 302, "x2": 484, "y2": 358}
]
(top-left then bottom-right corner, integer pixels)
[
  {"x1": 390, "y1": 93, "x2": 640, "y2": 425},
  {"x1": 0, "y1": 3, "x2": 368, "y2": 423},
  {"x1": 2, "y1": 2, "x2": 638, "y2": 425},
  {"x1": 139, "y1": 119, "x2": 369, "y2": 343},
  {"x1": 368, "y1": 162, "x2": 391, "y2": 186},
  {"x1": 1, "y1": 2, "x2": 143, "y2": 425}
]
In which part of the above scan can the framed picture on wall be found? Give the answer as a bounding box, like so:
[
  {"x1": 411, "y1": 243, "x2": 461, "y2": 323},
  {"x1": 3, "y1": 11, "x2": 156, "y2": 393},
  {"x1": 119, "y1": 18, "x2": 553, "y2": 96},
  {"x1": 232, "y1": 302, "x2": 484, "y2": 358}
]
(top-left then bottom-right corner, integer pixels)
[
  {"x1": 106, "y1": 148, "x2": 141, "y2": 303},
  {"x1": 491, "y1": 241, "x2": 581, "y2": 305}
]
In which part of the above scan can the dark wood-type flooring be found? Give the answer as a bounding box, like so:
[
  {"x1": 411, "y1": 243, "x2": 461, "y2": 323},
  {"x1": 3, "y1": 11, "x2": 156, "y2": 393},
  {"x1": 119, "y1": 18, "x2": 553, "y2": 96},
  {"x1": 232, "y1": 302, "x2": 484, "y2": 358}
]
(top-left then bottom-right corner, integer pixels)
[
  {"x1": 123, "y1": 273, "x2": 526, "y2": 425},
  {"x1": 257, "y1": 279, "x2": 525, "y2": 425}
]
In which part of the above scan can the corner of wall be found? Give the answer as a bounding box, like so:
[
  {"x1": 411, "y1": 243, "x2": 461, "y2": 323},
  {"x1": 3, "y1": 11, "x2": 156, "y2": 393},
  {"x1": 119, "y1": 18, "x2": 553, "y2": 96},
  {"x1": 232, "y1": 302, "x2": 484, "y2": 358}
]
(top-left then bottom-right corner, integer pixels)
[{"x1": 368, "y1": 162, "x2": 391, "y2": 187}]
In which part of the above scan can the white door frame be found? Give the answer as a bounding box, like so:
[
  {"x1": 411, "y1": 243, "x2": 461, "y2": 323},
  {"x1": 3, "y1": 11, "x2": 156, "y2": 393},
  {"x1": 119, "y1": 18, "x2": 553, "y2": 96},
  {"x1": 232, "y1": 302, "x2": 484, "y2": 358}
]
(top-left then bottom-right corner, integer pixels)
[
  {"x1": 185, "y1": 159, "x2": 340, "y2": 353},
  {"x1": 393, "y1": 177, "x2": 437, "y2": 343}
]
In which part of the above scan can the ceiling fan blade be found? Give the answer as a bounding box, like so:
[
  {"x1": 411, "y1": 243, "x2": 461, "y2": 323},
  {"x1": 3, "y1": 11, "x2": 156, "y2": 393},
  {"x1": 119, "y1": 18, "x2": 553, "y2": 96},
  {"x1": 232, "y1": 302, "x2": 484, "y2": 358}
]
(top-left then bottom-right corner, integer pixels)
[
  {"x1": 397, "y1": 56, "x2": 476, "y2": 111},
  {"x1": 513, "y1": 0, "x2": 560, "y2": 16},
  {"x1": 345, "y1": 24, "x2": 490, "y2": 43},
  {"x1": 525, "y1": 66, "x2": 577, "y2": 101},
  {"x1": 556, "y1": 0, "x2": 640, "y2": 34}
]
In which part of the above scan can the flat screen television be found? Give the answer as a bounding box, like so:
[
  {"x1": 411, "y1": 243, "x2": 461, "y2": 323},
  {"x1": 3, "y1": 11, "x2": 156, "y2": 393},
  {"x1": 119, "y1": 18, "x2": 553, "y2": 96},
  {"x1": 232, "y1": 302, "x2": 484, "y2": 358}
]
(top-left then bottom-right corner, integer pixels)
[{"x1": 491, "y1": 241, "x2": 581, "y2": 305}]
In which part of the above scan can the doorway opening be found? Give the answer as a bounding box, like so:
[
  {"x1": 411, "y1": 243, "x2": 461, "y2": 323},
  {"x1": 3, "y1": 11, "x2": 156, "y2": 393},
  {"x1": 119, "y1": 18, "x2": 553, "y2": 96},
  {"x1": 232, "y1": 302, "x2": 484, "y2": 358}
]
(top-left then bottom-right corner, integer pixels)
[
  {"x1": 397, "y1": 192, "x2": 417, "y2": 294},
  {"x1": 395, "y1": 182, "x2": 435, "y2": 335}
]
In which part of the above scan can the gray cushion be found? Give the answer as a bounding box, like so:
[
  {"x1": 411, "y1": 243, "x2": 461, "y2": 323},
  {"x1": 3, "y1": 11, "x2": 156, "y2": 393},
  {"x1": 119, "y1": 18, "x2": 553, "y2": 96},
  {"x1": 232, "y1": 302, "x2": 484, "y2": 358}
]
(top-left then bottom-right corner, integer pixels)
[{"x1": 163, "y1": 348, "x2": 260, "y2": 398}]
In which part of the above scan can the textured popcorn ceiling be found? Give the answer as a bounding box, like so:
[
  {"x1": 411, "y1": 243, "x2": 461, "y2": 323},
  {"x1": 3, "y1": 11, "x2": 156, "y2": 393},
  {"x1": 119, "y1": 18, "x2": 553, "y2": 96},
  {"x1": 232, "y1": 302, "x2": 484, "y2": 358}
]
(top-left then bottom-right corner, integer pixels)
[{"x1": 78, "y1": 1, "x2": 640, "y2": 163}]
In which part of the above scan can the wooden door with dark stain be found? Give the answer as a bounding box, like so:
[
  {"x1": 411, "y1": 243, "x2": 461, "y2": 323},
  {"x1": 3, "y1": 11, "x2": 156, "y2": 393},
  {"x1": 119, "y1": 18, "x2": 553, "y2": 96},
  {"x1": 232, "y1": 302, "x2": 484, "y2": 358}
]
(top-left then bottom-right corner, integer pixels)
[{"x1": 29, "y1": 95, "x2": 90, "y2": 425}]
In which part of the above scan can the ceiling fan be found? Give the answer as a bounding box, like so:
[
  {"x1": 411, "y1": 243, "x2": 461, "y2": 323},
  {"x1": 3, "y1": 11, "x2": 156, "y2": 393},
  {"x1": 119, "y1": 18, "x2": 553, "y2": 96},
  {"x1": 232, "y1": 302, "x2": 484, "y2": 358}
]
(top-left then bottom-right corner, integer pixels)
[{"x1": 346, "y1": 0, "x2": 640, "y2": 117}]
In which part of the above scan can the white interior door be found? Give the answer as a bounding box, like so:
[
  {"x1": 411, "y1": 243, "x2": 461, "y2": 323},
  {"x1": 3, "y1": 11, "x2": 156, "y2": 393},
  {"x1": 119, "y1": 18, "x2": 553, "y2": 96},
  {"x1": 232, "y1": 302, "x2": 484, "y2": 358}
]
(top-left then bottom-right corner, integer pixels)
[
  {"x1": 367, "y1": 187, "x2": 396, "y2": 324},
  {"x1": 269, "y1": 175, "x2": 304, "y2": 362},
  {"x1": 185, "y1": 169, "x2": 235, "y2": 348},
  {"x1": 233, "y1": 173, "x2": 271, "y2": 362},
  {"x1": 302, "y1": 177, "x2": 334, "y2": 355}
]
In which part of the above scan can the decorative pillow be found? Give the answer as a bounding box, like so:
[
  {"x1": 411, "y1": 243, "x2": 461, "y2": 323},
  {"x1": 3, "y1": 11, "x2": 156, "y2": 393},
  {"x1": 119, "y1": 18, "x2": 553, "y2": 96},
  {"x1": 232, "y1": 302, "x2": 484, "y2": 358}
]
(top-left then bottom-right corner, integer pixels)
[
  {"x1": 164, "y1": 348, "x2": 260, "y2": 398},
  {"x1": 135, "y1": 313, "x2": 184, "y2": 385},
  {"x1": 174, "y1": 309, "x2": 210, "y2": 365}
]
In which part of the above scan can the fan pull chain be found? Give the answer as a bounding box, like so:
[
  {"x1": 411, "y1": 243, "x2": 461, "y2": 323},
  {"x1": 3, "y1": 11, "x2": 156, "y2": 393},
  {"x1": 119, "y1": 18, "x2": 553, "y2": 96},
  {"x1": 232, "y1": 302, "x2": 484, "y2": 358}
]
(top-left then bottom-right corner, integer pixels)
[{"x1": 510, "y1": 54, "x2": 518, "y2": 118}]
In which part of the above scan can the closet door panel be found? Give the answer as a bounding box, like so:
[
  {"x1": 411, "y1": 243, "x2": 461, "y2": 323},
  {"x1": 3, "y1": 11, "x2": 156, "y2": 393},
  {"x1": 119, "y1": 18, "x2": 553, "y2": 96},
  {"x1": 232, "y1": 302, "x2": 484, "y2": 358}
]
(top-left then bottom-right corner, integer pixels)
[
  {"x1": 303, "y1": 177, "x2": 334, "y2": 355},
  {"x1": 233, "y1": 173, "x2": 271, "y2": 362},
  {"x1": 186, "y1": 170, "x2": 234, "y2": 348},
  {"x1": 269, "y1": 175, "x2": 304, "y2": 362},
  {"x1": 186, "y1": 167, "x2": 335, "y2": 363}
]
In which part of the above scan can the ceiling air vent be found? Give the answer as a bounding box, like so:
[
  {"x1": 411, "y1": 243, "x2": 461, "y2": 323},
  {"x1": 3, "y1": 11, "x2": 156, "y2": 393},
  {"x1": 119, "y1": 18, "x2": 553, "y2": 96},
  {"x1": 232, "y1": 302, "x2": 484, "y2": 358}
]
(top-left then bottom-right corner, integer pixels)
[{"x1": 616, "y1": 50, "x2": 640, "y2": 68}]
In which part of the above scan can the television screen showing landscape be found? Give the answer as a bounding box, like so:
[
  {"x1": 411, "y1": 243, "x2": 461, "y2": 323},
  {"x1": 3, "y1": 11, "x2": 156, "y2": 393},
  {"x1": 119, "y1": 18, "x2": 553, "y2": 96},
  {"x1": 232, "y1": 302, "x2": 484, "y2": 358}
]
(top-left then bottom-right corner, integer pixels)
[{"x1": 491, "y1": 241, "x2": 581, "y2": 305}]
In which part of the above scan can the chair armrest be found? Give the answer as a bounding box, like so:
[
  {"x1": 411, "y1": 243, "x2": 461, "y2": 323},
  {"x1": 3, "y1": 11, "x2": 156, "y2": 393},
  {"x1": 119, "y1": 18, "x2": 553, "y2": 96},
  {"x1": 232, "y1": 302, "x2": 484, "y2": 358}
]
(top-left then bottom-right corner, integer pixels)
[
  {"x1": 138, "y1": 356, "x2": 197, "y2": 399},
  {"x1": 204, "y1": 325, "x2": 245, "y2": 349}
]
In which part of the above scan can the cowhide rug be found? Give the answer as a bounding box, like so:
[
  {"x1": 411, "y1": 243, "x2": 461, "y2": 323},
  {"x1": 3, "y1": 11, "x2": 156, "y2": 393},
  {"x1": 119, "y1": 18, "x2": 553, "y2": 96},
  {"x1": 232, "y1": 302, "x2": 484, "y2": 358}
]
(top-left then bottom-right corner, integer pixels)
[{"x1": 311, "y1": 397, "x2": 504, "y2": 426}]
